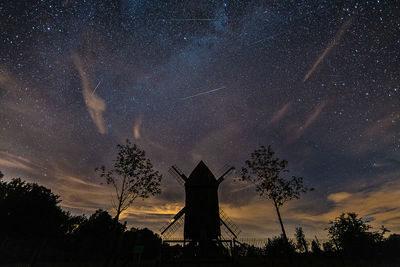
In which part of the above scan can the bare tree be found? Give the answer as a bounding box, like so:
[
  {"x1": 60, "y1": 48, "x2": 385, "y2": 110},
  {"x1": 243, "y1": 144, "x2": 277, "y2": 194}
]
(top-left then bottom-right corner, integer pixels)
[
  {"x1": 241, "y1": 145, "x2": 313, "y2": 242},
  {"x1": 96, "y1": 139, "x2": 162, "y2": 222}
]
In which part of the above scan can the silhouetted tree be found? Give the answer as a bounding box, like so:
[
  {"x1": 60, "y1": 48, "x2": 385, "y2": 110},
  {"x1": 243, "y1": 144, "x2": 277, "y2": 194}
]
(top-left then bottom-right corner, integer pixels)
[
  {"x1": 235, "y1": 242, "x2": 264, "y2": 257},
  {"x1": 382, "y1": 234, "x2": 400, "y2": 258},
  {"x1": 241, "y1": 145, "x2": 313, "y2": 242},
  {"x1": 0, "y1": 170, "x2": 3, "y2": 179},
  {"x1": 74, "y1": 209, "x2": 125, "y2": 238},
  {"x1": 0, "y1": 176, "x2": 84, "y2": 263},
  {"x1": 265, "y1": 235, "x2": 295, "y2": 257},
  {"x1": 0, "y1": 177, "x2": 74, "y2": 239},
  {"x1": 322, "y1": 241, "x2": 335, "y2": 253},
  {"x1": 71, "y1": 210, "x2": 163, "y2": 262},
  {"x1": 73, "y1": 209, "x2": 125, "y2": 260},
  {"x1": 327, "y1": 212, "x2": 388, "y2": 258},
  {"x1": 311, "y1": 236, "x2": 322, "y2": 254},
  {"x1": 122, "y1": 227, "x2": 162, "y2": 260},
  {"x1": 96, "y1": 139, "x2": 162, "y2": 222},
  {"x1": 295, "y1": 227, "x2": 309, "y2": 253}
]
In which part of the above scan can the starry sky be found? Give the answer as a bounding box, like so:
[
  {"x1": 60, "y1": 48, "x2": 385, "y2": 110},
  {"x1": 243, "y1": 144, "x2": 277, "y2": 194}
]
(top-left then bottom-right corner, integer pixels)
[{"x1": 1, "y1": 0, "x2": 399, "y2": 240}]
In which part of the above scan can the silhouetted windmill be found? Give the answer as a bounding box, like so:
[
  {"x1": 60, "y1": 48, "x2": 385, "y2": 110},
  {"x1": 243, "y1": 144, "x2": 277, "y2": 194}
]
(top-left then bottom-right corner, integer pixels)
[{"x1": 160, "y1": 161, "x2": 241, "y2": 246}]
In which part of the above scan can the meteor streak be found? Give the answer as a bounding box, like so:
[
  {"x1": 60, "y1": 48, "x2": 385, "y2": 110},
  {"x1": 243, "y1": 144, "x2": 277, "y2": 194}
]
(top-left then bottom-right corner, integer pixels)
[
  {"x1": 91, "y1": 80, "x2": 101, "y2": 96},
  {"x1": 169, "y1": 18, "x2": 215, "y2": 21},
  {"x1": 181, "y1": 86, "x2": 226, "y2": 100}
]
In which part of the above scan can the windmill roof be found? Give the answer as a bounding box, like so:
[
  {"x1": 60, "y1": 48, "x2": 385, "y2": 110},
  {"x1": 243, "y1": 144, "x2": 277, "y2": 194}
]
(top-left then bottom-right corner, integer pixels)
[{"x1": 186, "y1": 160, "x2": 217, "y2": 186}]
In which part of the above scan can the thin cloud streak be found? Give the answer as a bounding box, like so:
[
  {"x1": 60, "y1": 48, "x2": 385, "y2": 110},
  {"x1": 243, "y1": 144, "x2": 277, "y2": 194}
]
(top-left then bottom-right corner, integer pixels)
[
  {"x1": 302, "y1": 102, "x2": 326, "y2": 130},
  {"x1": 355, "y1": 112, "x2": 399, "y2": 152},
  {"x1": 134, "y1": 116, "x2": 143, "y2": 139},
  {"x1": 0, "y1": 154, "x2": 35, "y2": 172},
  {"x1": 288, "y1": 102, "x2": 326, "y2": 142},
  {"x1": 270, "y1": 103, "x2": 291, "y2": 124},
  {"x1": 303, "y1": 18, "x2": 353, "y2": 82},
  {"x1": 0, "y1": 152, "x2": 45, "y2": 174}
]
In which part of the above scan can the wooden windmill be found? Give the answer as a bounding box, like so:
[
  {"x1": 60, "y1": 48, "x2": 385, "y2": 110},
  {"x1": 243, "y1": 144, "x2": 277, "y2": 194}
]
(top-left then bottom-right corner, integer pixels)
[{"x1": 160, "y1": 161, "x2": 241, "y2": 244}]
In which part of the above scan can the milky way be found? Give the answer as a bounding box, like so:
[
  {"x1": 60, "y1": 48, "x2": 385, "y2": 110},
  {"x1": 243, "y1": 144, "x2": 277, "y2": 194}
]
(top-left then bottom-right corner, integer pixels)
[{"x1": 1, "y1": 1, "x2": 399, "y2": 239}]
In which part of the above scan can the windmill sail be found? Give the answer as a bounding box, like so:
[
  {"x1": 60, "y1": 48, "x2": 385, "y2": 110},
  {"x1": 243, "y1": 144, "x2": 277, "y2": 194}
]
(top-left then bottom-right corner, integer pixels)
[
  {"x1": 216, "y1": 165, "x2": 235, "y2": 184},
  {"x1": 160, "y1": 207, "x2": 186, "y2": 239},
  {"x1": 168, "y1": 165, "x2": 187, "y2": 186},
  {"x1": 219, "y1": 209, "x2": 241, "y2": 239},
  {"x1": 161, "y1": 215, "x2": 184, "y2": 239}
]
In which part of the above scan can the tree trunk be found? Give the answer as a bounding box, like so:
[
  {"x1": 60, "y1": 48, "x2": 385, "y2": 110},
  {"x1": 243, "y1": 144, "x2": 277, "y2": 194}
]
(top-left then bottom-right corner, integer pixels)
[
  {"x1": 302, "y1": 239, "x2": 308, "y2": 253},
  {"x1": 273, "y1": 201, "x2": 288, "y2": 242},
  {"x1": 115, "y1": 193, "x2": 123, "y2": 223},
  {"x1": 115, "y1": 204, "x2": 121, "y2": 222},
  {"x1": 115, "y1": 176, "x2": 127, "y2": 223}
]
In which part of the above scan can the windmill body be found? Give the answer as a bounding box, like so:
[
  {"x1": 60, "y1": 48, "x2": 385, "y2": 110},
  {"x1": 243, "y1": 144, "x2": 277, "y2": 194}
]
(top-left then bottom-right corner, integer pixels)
[
  {"x1": 184, "y1": 161, "x2": 220, "y2": 240},
  {"x1": 161, "y1": 160, "x2": 240, "y2": 245}
]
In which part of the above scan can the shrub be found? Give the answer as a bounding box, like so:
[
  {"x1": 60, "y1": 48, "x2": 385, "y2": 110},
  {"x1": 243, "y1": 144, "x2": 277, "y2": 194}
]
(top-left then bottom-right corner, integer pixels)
[{"x1": 265, "y1": 235, "x2": 296, "y2": 257}]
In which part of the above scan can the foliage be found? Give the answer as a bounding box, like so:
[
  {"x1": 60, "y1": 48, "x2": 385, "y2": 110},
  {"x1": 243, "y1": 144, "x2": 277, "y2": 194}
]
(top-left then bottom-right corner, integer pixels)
[
  {"x1": 241, "y1": 145, "x2": 312, "y2": 207},
  {"x1": 322, "y1": 240, "x2": 335, "y2": 253},
  {"x1": 96, "y1": 139, "x2": 162, "y2": 221},
  {"x1": 311, "y1": 236, "x2": 322, "y2": 254},
  {"x1": 241, "y1": 145, "x2": 313, "y2": 240},
  {"x1": 122, "y1": 227, "x2": 162, "y2": 259},
  {"x1": 72, "y1": 209, "x2": 126, "y2": 259},
  {"x1": 74, "y1": 209, "x2": 125, "y2": 238},
  {"x1": 326, "y1": 212, "x2": 389, "y2": 257},
  {"x1": 382, "y1": 234, "x2": 400, "y2": 257},
  {"x1": 265, "y1": 235, "x2": 296, "y2": 257},
  {"x1": 235, "y1": 243, "x2": 264, "y2": 257},
  {"x1": 0, "y1": 177, "x2": 75, "y2": 238},
  {"x1": 294, "y1": 227, "x2": 309, "y2": 253}
]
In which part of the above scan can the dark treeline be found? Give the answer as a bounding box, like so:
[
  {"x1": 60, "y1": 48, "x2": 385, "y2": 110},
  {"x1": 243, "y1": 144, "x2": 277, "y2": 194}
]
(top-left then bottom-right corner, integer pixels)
[
  {"x1": 0, "y1": 174, "x2": 162, "y2": 265},
  {"x1": 1, "y1": 173, "x2": 400, "y2": 266}
]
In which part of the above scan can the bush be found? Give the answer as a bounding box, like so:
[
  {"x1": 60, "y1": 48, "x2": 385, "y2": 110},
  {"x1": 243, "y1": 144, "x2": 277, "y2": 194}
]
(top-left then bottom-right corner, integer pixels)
[
  {"x1": 326, "y1": 212, "x2": 387, "y2": 258},
  {"x1": 382, "y1": 234, "x2": 400, "y2": 258},
  {"x1": 235, "y1": 243, "x2": 264, "y2": 257},
  {"x1": 265, "y1": 235, "x2": 296, "y2": 257},
  {"x1": 0, "y1": 177, "x2": 76, "y2": 239},
  {"x1": 311, "y1": 236, "x2": 322, "y2": 254}
]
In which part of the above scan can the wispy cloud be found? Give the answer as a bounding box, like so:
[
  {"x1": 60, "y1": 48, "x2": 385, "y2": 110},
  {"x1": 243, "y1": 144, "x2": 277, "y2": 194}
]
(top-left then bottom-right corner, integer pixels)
[
  {"x1": 0, "y1": 68, "x2": 18, "y2": 92},
  {"x1": 301, "y1": 102, "x2": 326, "y2": 130},
  {"x1": 0, "y1": 154, "x2": 34, "y2": 172},
  {"x1": 51, "y1": 171, "x2": 111, "y2": 212},
  {"x1": 270, "y1": 103, "x2": 291, "y2": 124},
  {"x1": 327, "y1": 192, "x2": 352, "y2": 202},
  {"x1": 289, "y1": 172, "x2": 400, "y2": 235},
  {"x1": 134, "y1": 116, "x2": 143, "y2": 139},
  {"x1": 288, "y1": 102, "x2": 326, "y2": 142},
  {"x1": 72, "y1": 53, "x2": 107, "y2": 134},
  {"x1": 355, "y1": 112, "x2": 399, "y2": 152},
  {"x1": 325, "y1": 182, "x2": 400, "y2": 229},
  {"x1": 0, "y1": 152, "x2": 43, "y2": 173}
]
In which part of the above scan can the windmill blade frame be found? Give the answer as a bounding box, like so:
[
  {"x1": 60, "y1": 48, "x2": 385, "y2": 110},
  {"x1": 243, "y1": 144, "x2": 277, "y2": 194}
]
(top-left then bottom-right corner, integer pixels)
[
  {"x1": 219, "y1": 208, "x2": 241, "y2": 239},
  {"x1": 216, "y1": 166, "x2": 235, "y2": 184},
  {"x1": 168, "y1": 165, "x2": 187, "y2": 186},
  {"x1": 160, "y1": 207, "x2": 186, "y2": 238}
]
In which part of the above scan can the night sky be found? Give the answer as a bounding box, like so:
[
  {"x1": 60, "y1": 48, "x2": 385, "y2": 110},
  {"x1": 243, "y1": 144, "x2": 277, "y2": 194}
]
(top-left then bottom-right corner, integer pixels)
[{"x1": 1, "y1": 0, "x2": 399, "y2": 239}]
